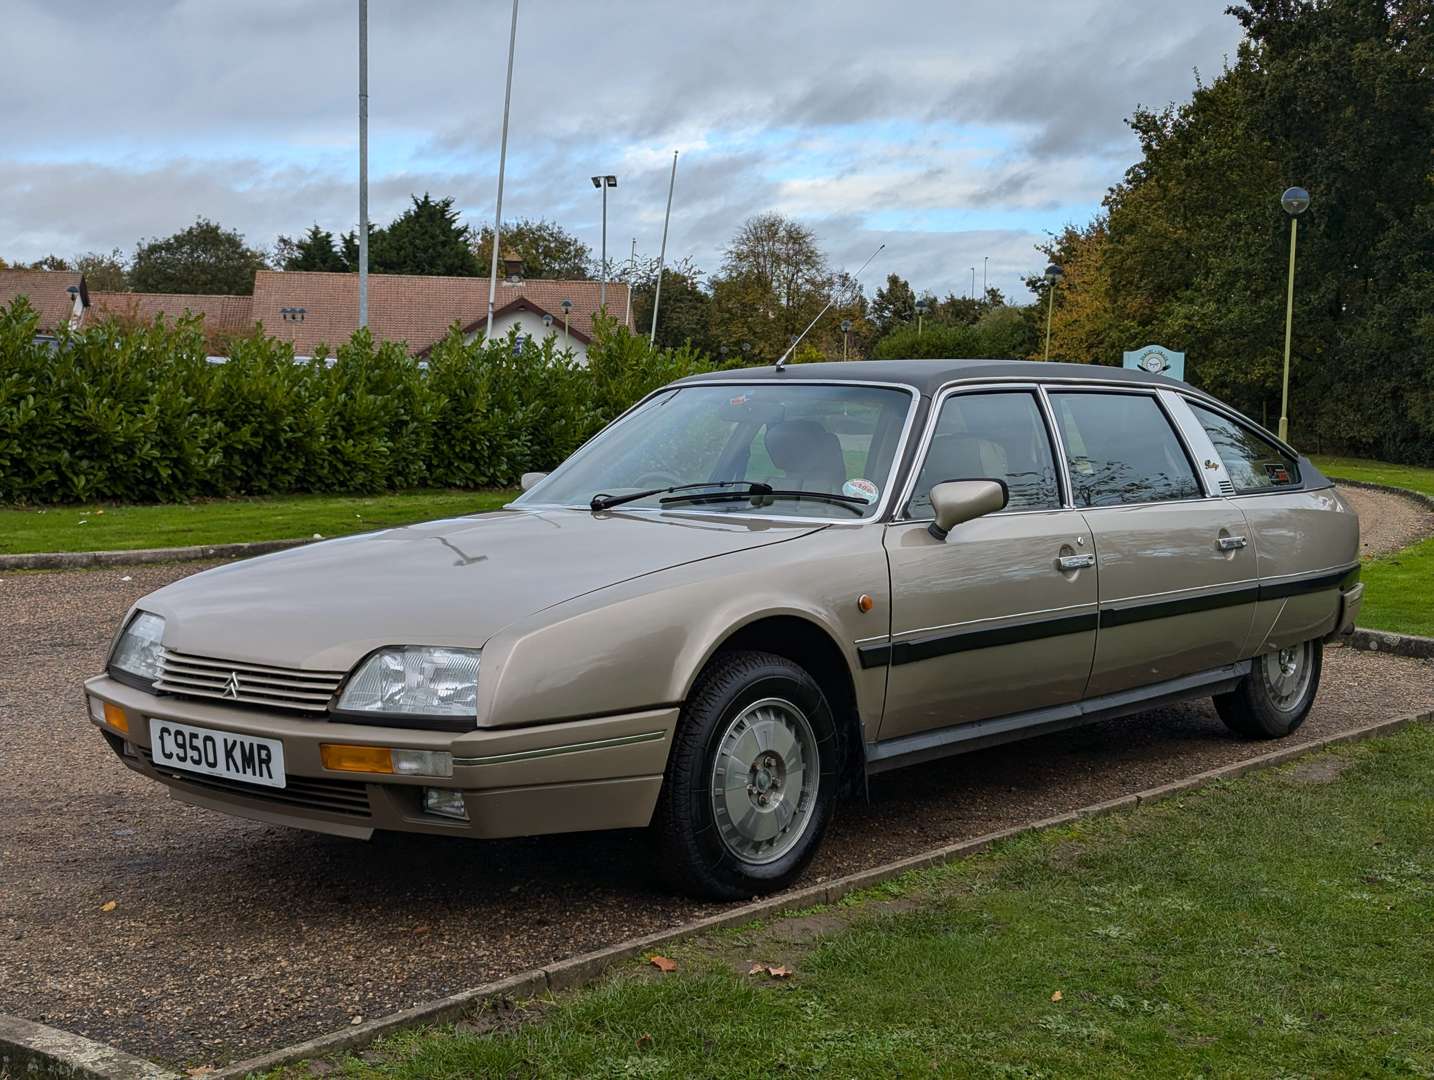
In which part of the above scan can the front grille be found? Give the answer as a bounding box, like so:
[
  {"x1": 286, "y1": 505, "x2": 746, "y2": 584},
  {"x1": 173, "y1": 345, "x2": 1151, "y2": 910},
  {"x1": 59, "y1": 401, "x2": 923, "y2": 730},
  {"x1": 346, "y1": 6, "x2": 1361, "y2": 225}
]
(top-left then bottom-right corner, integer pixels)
[
  {"x1": 142, "y1": 751, "x2": 372, "y2": 818},
  {"x1": 155, "y1": 649, "x2": 344, "y2": 714}
]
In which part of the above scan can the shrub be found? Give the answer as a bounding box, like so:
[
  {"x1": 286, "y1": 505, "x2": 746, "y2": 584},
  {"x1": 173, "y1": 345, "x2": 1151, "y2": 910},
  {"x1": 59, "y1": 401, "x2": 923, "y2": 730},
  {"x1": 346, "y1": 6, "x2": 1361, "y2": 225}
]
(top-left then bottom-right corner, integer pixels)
[{"x1": 0, "y1": 299, "x2": 716, "y2": 505}]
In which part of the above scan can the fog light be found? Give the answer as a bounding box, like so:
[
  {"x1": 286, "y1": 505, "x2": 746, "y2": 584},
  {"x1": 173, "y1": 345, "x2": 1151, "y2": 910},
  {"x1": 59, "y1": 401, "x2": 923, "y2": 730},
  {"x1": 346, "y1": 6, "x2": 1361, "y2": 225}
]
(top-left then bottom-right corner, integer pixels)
[
  {"x1": 423, "y1": 788, "x2": 469, "y2": 821},
  {"x1": 392, "y1": 749, "x2": 453, "y2": 778}
]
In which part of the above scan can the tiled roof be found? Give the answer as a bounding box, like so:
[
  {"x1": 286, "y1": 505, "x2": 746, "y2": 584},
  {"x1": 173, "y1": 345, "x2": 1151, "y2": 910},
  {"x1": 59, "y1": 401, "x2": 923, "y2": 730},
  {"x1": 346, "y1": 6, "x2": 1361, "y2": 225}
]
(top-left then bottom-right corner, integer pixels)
[
  {"x1": 0, "y1": 269, "x2": 86, "y2": 332},
  {"x1": 249, "y1": 270, "x2": 630, "y2": 356},
  {"x1": 89, "y1": 292, "x2": 256, "y2": 340}
]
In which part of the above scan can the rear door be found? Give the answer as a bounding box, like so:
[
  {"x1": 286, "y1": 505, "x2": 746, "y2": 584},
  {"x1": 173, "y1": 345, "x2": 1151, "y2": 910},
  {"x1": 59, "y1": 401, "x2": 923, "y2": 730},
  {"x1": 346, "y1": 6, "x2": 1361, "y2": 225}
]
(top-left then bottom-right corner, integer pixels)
[
  {"x1": 1046, "y1": 388, "x2": 1258, "y2": 698},
  {"x1": 878, "y1": 387, "x2": 1098, "y2": 740}
]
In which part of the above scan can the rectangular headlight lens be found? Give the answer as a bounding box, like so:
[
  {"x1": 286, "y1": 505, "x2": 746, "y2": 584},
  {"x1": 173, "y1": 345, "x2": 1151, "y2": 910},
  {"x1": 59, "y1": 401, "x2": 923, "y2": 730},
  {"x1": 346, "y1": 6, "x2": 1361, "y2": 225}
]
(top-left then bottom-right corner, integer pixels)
[
  {"x1": 337, "y1": 646, "x2": 480, "y2": 718},
  {"x1": 423, "y1": 788, "x2": 469, "y2": 820},
  {"x1": 110, "y1": 612, "x2": 166, "y2": 684}
]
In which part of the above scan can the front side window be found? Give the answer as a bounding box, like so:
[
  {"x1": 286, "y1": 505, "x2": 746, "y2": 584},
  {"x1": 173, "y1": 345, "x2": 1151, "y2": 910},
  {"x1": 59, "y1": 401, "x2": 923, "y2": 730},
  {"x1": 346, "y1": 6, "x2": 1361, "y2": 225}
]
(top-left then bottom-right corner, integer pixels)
[
  {"x1": 516, "y1": 383, "x2": 913, "y2": 519},
  {"x1": 1049, "y1": 392, "x2": 1201, "y2": 507},
  {"x1": 1187, "y1": 401, "x2": 1301, "y2": 493},
  {"x1": 907, "y1": 391, "x2": 1061, "y2": 517}
]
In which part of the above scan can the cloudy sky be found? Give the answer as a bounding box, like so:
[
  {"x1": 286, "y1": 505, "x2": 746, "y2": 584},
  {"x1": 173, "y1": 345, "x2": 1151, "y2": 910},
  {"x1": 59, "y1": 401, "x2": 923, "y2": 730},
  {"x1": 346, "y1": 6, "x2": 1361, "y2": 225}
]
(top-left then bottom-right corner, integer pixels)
[{"x1": 2, "y1": 0, "x2": 1242, "y2": 301}]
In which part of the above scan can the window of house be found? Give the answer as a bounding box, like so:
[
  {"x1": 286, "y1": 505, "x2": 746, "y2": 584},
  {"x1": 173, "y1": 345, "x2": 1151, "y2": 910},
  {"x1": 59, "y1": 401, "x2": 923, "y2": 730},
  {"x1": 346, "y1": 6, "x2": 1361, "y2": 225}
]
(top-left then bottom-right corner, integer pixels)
[
  {"x1": 1187, "y1": 401, "x2": 1301, "y2": 493},
  {"x1": 907, "y1": 391, "x2": 1061, "y2": 517},
  {"x1": 1049, "y1": 392, "x2": 1201, "y2": 507}
]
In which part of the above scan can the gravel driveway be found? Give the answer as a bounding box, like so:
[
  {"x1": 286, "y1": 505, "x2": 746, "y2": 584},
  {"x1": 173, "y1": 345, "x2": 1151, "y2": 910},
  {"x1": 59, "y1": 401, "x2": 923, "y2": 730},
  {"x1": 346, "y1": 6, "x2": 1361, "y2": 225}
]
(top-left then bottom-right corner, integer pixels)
[{"x1": 2, "y1": 485, "x2": 1431, "y2": 1068}]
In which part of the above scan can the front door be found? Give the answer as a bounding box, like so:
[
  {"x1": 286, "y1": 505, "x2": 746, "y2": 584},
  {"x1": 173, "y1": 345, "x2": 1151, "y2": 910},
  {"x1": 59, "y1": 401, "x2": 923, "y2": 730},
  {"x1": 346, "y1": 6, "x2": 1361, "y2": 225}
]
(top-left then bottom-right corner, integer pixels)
[
  {"x1": 1046, "y1": 389, "x2": 1259, "y2": 697},
  {"x1": 879, "y1": 388, "x2": 1098, "y2": 741}
]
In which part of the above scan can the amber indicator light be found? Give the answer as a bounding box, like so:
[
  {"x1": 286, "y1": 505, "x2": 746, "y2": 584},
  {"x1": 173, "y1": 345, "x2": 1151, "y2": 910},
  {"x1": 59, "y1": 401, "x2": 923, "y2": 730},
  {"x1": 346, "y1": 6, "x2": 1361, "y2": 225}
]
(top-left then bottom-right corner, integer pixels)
[
  {"x1": 320, "y1": 743, "x2": 394, "y2": 774},
  {"x1": 857, "y1": 594, "x2": 874, "y2": 613},
  {"x1": 102, "y1": 702, "x2": 129, "y2": 734}
]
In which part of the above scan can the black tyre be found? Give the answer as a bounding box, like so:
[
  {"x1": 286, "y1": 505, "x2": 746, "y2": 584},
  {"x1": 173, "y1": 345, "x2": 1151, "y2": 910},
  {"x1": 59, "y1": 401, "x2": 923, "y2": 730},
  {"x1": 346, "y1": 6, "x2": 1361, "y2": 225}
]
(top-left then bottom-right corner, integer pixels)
[
  {"x1": 653, "y1": 650, "x2": 839, "y2": 901},
  {"x1": 1214, "y1": 638, "x2": 1323, "y2": 739}
]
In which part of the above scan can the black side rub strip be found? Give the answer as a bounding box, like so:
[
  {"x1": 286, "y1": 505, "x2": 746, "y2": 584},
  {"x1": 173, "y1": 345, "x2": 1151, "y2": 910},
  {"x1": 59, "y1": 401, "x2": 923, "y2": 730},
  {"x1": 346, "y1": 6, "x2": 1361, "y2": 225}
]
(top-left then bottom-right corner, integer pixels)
[
  {"x1": 858, "y1": 611, "x2": 1098, "y2": 669},
  {"x1": 860, "y1": 562, "x2": 1361, "y2": 669}
]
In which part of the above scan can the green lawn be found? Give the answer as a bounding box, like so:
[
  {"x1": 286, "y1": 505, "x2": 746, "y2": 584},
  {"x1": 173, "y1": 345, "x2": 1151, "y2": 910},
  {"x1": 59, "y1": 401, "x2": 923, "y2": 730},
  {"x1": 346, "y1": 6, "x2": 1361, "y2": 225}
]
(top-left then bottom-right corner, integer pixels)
[
  {"x1": 286, "y1": 725, "x2": 1434, "y2": 1079},
  {"x1": 1312, "y1": 455, "x2": 1434, "y2": 637},
  {"x1": 1312, "y1": 454, "x2": 1434, "y2": 499},
  {"x1": 0, "y1": 490, "x2": 517, "y2": 555}
]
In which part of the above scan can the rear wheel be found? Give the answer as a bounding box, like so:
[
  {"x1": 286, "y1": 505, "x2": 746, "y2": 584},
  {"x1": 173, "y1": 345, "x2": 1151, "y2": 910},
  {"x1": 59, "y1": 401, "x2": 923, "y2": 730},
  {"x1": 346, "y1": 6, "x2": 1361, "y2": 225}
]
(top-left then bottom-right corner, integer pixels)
[
  {"x1": 1215, "y1": 638, "x2": 1322, "y2": 739},
  {"x1": 653, "y1": 650, "x2": 838, "y2": 900}
]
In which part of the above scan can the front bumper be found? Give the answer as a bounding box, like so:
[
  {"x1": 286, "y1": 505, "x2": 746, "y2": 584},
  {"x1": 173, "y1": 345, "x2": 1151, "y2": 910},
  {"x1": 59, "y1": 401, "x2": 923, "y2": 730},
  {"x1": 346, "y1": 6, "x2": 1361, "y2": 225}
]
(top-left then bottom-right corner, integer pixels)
[{"x1": 85, "y1": 675, "x2": 673, "y2": 840}]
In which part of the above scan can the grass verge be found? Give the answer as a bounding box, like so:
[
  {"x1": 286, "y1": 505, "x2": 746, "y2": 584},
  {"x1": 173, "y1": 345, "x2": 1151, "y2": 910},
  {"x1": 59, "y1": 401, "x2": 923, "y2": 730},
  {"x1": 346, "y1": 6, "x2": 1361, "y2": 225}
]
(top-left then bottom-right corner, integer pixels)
[
  {"x1": 0, "y1": 490, "x2": 517, "y2": 554},
  {"x1": 285, "y1": 723, "x2": 1434, "y2": 1079},
  {"x1": 1312, "y1": 455, "x2": 1434, "y2": 638}
]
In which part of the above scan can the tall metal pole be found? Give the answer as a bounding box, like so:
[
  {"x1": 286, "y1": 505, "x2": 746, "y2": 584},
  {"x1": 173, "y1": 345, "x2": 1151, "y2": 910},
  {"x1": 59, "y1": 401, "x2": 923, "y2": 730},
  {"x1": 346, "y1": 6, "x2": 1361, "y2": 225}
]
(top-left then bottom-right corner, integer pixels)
[
  {"x1": 649, "y1": 150, "x2": 678, "y2": 345},
  {"x1": 970, "y1": 266, "x2": 975, "y2": 301},
  {"x1": 982, "y1": 256, "x2": 988, "y2": 297},
  {"x1": 599, "y1": 183, "x2": 608, "y2": 309},
  {"x1": 357, "y1": 0, "x2": 368, "y2": 329},
  {"x1": 485, "y1": 0, "x2": 520, "y2": 339},
  {"x1": 1279, "y1": 215, "x2": 1298, "y2": 442},
  {"x1": 1044, "y1": 284, "x2": 1055, "y2": 360}
]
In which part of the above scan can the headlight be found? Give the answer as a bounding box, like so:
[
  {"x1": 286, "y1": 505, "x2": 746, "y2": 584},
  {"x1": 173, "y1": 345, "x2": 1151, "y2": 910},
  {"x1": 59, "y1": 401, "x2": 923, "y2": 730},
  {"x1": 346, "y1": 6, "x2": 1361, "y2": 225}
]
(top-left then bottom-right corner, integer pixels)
[
  {"x1": 337, "y1": 646, "x2": 480, "y2": 718},
  {"x1": 110, "y1": 612, "x2": 166, "y2": 685}
]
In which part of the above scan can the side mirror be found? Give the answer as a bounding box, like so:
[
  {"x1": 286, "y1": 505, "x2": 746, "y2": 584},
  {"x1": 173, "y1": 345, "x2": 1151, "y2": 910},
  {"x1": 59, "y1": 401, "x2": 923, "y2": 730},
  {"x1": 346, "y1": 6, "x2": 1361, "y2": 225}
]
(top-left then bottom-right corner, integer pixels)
[
  {"x1": 520, "y1": 471, "x2": 548, "y2": 492},
  {"x1": 928, "y1": 480, "x2": 1007, "y2": 541}
]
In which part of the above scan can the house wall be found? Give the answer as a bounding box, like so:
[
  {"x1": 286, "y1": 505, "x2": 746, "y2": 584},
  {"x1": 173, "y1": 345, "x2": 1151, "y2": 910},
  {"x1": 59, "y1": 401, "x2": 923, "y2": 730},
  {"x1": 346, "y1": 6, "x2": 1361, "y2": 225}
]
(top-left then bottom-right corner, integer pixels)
[{"x1": 468, "y1": 311, "x2": 589, "y2": 365}]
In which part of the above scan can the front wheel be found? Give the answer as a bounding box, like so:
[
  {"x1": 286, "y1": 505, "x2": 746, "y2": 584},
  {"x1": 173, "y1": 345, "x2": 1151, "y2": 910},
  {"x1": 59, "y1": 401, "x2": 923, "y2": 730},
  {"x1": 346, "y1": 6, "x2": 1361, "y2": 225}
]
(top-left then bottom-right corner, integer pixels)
[
  {"x1": 1215, "y1": 638, "x2": 1323, "y2": 739},
  {"x1": 653, "y1": 650, "x2": 838, "y2": 900}
]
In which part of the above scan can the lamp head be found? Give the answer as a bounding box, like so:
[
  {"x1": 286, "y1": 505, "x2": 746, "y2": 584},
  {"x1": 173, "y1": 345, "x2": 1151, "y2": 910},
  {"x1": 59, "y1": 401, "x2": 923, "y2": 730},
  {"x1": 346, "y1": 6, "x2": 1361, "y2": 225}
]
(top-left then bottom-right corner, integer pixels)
[
  {"x1": 1044, "y1": 263, "x2": 1064, "y2": 282},
  {"x1": 1281, "y1": 186, "x2": 1310, "y2": 216}
]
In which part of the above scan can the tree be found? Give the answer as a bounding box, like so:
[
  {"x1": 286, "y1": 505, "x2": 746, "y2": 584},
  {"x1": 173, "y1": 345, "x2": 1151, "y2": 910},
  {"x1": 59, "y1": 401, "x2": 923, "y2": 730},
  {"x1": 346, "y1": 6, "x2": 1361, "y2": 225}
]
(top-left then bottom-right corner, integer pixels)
[
  {"x1": 131, "y1": 218, "x2": 269, "y2": 295},
  {"x1": 356, "y1": 194, "x2": 481, "y2": 277},
  {"x1": 626, "y1": 257, "x2": 715, "y2": 353},
  {"x1": 73, "y1": 249, "x2": 130, "y2": 292},
  {"x1": 274, "y1": 224, "x2": 346, "y2": 272},
  {"x1": 471, "y1": 218, "x2": 591, "y2": 279},
  {"x1": 868, "y1": 273, "x2": 917, "y2": 338},
  {"x1": 24, "y1": 254, "x2": 71, "y2": 272},
  {"x1": 709, "y1": 214, "x2": 832, "y2": 360}
]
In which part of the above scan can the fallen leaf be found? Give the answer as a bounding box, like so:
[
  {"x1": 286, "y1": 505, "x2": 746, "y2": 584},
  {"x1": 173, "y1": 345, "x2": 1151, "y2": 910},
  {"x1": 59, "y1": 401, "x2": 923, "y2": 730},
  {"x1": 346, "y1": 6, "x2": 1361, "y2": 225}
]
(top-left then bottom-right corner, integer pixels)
[
  {"x1": 95, "y1": 509, "x2": 105, "y2": 515},
  {"x1": 413, "y1": 925, "x2": 430, "y2": 935},
  {"x1": 185, "y1": 1066, "x2": 216, "y2": 1079},
  {"x1": 748, "y1": 962, "x2": 766, "y2": 976},
  {"x1": 350, "y1": 1016, "x2": 363, "y2": 1026},
  {"x1": 636, "y1": 1033, "x2": 654, "y2": 1050},
  {"x1": 1051, "y1": 990, "x2": 1063, "y2": 1002},
  {"x1": 648, "y1": 955, "x2": 678, "y2": 973},
  {"x1": 766, "y1": 965, "x2": 794, "y2": 979},
  {"x1": 100, "y1": 900, "x2": 117, "y2": 912}
]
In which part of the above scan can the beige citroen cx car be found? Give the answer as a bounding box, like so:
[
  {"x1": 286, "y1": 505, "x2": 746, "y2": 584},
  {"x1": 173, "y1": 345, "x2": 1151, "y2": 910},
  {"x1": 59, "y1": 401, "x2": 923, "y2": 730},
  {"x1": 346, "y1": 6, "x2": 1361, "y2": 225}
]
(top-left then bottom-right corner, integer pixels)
[{"x1": 86, "y1": 359, "x2": 1362, "y2": 899}]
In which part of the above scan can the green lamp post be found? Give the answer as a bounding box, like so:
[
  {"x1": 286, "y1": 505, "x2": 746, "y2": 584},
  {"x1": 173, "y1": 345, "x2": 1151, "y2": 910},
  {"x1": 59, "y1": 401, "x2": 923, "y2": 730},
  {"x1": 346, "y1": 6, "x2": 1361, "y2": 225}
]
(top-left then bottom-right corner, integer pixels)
[
  {"x1": 1278, "y1": 186, "x2": 1310, "y2": 442},
  {"x1": 1043, "y1": 263, "x2": 1063, "y2": 361}
]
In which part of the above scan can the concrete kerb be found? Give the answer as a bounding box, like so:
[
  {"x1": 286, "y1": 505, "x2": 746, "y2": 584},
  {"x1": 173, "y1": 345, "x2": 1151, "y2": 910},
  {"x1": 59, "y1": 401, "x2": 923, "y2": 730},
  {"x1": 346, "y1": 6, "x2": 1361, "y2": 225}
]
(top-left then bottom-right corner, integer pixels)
[
  {"x1": 205, "y1": 706, "x2": 1434, "y2": 1079},
  {"x1": 8, "y1": 708, "x2": 1431, "y2": 1080},
  {"x1": 0, "y1": 1015, "x2": 179, "y2": 1080},
  {"x1": 0, "y1": 539, "x2": 311, "y2": 572}
]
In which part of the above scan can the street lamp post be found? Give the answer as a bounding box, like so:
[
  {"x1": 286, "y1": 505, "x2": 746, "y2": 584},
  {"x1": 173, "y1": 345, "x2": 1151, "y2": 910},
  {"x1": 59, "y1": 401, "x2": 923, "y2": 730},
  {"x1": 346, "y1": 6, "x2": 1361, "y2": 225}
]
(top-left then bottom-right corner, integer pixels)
[
  {"x1": 591, "y1": 174, "x2": 617, "y2": 308},
  {"x1": 560, "y1": 297, "x2": 572, "y2": 342},
  {"x1": 1278, "y1": 186, "x2": 1310, "y2": 442},
  {"x1": 982, "y1": 256, "x2": 988, "y2": 298},
  {"x1": 1042, "y1": 263, "x2": 1063, "y2": 361},
  {"x1": 840, "y1": 318, "x2": 852, "y2": 361},
  {"x1": 970, "y1": 267, "x2": 976, "y2": 301},
  {"x1": 357, "y1": 0, "x2": 368, "y2": 329},
  {"x1": 915, "y1": 301, "x2": 927, "y2": 337},
  {"x1": 484, "y1": 0, "x2": 520, "y2": 340}
]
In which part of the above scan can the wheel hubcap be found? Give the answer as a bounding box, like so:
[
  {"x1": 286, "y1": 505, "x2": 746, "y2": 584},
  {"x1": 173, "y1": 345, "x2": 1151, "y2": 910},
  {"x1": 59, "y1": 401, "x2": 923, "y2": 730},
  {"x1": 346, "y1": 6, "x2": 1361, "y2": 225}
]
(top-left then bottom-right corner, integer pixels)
[
  {"x1": 1261, "y1": 642, "x2": 1312, "y2": 712},
  {"x1": 710, "y1": 697, "x2": 819, "y2": 865}
]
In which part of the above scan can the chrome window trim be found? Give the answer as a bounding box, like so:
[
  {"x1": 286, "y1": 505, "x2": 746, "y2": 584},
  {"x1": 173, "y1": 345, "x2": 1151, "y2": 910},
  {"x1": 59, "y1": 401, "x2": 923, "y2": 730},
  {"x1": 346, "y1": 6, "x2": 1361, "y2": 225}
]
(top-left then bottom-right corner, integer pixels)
[
  {"x1": 1043, "y1": 384, "x2": 1210, "y2": 510},
  {"x1": 512, "y1": 379, "x2": 921, "y2": 527},
  {"x1": 895, "y1": 382, "x2": 1069, "y2": 522}
]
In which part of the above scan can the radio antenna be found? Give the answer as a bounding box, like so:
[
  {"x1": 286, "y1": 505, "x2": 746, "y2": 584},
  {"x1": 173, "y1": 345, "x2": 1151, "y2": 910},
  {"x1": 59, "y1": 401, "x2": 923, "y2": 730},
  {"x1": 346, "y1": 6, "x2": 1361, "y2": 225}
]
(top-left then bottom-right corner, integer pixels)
[{"x1": 775, "y1": 242, "x2": 885, "y2": 372}]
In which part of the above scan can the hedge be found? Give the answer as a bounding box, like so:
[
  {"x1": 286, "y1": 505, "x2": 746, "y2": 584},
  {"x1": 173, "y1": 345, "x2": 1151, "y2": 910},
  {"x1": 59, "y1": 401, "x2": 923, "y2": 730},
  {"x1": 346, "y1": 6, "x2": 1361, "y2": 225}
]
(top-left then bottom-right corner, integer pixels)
[{"x1": 0, "y1": 298, "x2": 712, "y2": 505}]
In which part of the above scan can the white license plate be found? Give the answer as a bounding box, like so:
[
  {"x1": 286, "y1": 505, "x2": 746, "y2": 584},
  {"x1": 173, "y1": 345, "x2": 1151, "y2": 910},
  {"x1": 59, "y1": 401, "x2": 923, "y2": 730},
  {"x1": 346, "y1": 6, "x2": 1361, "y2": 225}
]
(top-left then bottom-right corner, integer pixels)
[{"x1": 149, "y1": 719, "x2": 286, "y2": 789}]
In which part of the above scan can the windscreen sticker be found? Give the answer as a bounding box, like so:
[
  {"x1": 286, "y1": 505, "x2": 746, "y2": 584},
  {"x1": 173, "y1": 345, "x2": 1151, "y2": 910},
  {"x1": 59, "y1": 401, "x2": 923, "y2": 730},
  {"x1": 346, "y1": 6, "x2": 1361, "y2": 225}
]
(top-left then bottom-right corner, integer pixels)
[
  {"x1": 842, "y1": 478, "x2": 879, "y2": 504},
  {"x1": 1264, "y1": 462, "x2": 1293, "y2": 484}
]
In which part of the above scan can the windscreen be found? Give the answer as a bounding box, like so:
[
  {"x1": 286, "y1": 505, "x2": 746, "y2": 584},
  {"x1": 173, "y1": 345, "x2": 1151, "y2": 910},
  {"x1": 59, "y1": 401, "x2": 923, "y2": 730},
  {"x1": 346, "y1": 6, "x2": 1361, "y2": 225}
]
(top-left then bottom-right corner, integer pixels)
[{"x1": 515, "y1": 383, "x2": 913, "y2": 519}]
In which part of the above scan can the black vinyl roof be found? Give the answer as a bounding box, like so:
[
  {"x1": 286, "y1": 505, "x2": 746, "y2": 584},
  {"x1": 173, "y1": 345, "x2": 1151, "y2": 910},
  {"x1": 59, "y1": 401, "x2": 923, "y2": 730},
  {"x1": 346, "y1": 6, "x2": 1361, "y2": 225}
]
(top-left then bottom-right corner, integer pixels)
[{"x1": 675, "y1": 358, "x2": 1200, "y2": 398}]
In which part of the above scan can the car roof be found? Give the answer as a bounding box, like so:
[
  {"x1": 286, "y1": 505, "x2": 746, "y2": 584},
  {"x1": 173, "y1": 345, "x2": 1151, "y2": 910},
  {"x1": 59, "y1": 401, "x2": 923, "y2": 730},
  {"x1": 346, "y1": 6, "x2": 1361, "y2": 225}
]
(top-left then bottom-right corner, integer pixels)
[{"x1": 672, "y1": 358, "x2": 1200, "y2": 398}]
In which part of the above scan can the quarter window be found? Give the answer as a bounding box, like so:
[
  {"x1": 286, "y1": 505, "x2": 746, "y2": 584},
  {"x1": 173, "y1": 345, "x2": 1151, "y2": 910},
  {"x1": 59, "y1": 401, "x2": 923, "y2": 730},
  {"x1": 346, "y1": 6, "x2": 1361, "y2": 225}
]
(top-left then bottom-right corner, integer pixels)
[
  {"x1": 1049, "y1": 392, "x2": 1201, "y2": 507},
  {"x1": 908, "y1": 391, "x2": 1061, "y2": 516},
  {"x1": 1187, "y1": 402, "x2": 1301, "y2": 493}
]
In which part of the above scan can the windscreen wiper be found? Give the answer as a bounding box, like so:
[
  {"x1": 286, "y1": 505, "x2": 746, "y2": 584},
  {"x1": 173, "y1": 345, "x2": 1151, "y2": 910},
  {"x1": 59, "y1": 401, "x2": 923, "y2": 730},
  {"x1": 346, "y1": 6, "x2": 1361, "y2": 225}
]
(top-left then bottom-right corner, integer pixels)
[
  {"x1": 590, "y1": 481, "x2": 769, "y2": 512},
  {"x1": 661, "y1": 488, "x2": 868, "y2": 515}
]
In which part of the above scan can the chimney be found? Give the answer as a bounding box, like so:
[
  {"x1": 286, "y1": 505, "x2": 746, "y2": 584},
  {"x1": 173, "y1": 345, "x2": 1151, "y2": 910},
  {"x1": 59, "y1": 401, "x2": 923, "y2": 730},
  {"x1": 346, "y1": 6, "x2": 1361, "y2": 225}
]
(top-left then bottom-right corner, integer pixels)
[{"x1": 502, "y1": 250, "x2": 524, "y2": 283}]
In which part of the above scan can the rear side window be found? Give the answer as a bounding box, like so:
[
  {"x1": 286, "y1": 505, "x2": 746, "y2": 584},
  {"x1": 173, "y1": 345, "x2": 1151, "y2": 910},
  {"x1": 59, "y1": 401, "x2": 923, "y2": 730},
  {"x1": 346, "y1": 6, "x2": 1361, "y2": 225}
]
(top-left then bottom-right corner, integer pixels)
[
  {"x1": 908, "y1": 391, "x2": 1061, "y2": 516},
  {"x1": 1049, "y1": 392, "x2": 1201, "y2": 507},
  {"x1": 1187, "y1": 402, "x2": 1301, "y2": 493}
]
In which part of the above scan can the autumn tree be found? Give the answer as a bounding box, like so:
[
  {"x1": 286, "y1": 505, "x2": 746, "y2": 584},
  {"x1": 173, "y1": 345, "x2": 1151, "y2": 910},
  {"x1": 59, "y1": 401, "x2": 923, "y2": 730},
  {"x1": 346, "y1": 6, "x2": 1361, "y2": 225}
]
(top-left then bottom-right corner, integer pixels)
[
  {"x1": 709, "y1": 214, "x2": 833, "y2": 361},
  {"x1": 471, "y1": 218, "x2": 591, "y2": 280}
]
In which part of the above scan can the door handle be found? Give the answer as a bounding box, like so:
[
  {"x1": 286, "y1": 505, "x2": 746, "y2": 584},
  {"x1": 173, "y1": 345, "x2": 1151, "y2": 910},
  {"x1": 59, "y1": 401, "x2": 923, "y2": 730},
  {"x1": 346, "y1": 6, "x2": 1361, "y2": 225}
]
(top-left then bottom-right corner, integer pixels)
[
  {"x1": 1057, "y1": 553, "x2": 1095, "y2": 571},
  {"x1": 1217, "y1": 535, "x2": 1249, "y2": 551}
]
